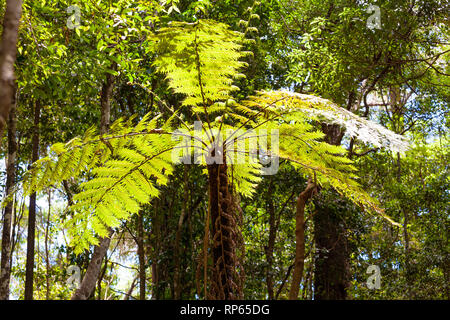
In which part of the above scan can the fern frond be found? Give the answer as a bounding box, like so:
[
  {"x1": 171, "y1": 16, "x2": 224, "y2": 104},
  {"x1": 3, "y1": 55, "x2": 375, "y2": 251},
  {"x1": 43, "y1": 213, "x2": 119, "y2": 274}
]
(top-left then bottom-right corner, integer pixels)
[
  {"x1": 18, "y1": 113, "x2": 180, "y2": 251},
  {"x1": 251, "y1": 90, "x2": 410, "y2": 153},
  {"x1": 241, "y1": 89, "x2": 406, "y2": 219},
  {"x1": 151, "y1": 19, "x2": 247, "y2": 108}
]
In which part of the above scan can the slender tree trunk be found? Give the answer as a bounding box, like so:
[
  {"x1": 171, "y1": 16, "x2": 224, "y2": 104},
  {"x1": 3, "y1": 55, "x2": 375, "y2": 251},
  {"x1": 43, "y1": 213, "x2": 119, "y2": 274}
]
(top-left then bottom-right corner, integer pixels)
[
  {"x1": 265, "y1": 182, "x2": 276, "y2": 300},
  {"x1": 397, "y1": 153, "x2": 414, "y2": 298},
  {"x1": 0, "y1": 92, "x2": 17, "y2": 300},
  {"x1": 71, "y1": 230, "x2": 113, "y2": 300},
  {"x1": 99, "y1": 63, "x2": 116, "y2": 135},
  {"x1": 207, "y1": 156, "x2": 242, "y2": 300},
  {"x1": 403, "y1": 208, "x2": 413, "y2": 298},
  {"x1": 71, "y1": 64, "x2": 116, "y2": 300},
  {"x1": 275, "y1": 264, "x2": 293, "y2": 299},
  {"x1": 10, "y1": 199, "x2": 24, "y2": 273},
  {"x1": 24, "y1": 100, "x2": 41, "y2": 300},
  {"x1": 35, "y1": 216, "x2": 40, "y2": 298},
  {"x1": 137, "y1": 213, "x2": 146, "y2": 300},
  {"x1": 151, "y1": 261, "x2": 157, "y2": 299},
  {"x1": 151, "y1": 199, "x2": 161, "y2": 300},
  {"x1": 0, "y1": 0, "x2": 23, "y2": 145},
  {"x1": 123, "y1": 276, "x2": 138, "y2": 300},
  {"x1": 173, "y1": 210, "x2": 186, "y2": 299},
  {"x1": 97, "y1": 257, "x2": 108, "y2": 300},
  {"x1": 289, "y1": 181, "x2": 315, "y2": 300},
  {"x1": 174, "y1": 166, "x2": 188, "y2": 299},
  {"x1": 44, "y1": 189, "x2": 51, "y2": 300}
]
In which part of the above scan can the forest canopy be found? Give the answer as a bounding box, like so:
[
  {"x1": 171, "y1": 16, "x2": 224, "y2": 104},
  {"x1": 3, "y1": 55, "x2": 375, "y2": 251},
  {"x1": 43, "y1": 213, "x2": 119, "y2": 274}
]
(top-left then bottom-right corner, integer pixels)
[{"x1": 0, "y1": 0, "x2": 448, "y2": 301}]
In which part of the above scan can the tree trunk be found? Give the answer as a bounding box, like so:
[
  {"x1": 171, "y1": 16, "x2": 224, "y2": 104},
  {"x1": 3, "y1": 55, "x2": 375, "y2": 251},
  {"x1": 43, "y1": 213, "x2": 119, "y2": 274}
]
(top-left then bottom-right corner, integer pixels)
[
  {"x1": 10, "y1": 200, "x2": 24, "y2": 276},
  {"x1": 313, "y1": 194, "x2": 350, "y2": 300},
  {"x1": 174, "y1": 166, "x2": 188, "y2": 299},
  {"x1": 207, "y1": 157, "x2": 242, "y2": 300},
  {"x1": 275, "y1": 264, "x2": 293, "y2": 299},
  {"x1": 0, "y1": 0, "x2": 23, "y2": 145},
  {"x1": 71, "y1": 230, "x2": 113, "y2": 300},
  {"x1": 403, "y1": 207, "x2": 414, "y2": 298},
  {"x1": 398, "y1": 154, "x2": 414, "y2": 298},
  {"x1": 288, "y1": 181, "x2": 315, "y2": 300},
  {"x1": 123, "y1": 276, "x2": 138, "y2": 300},
  {"x1": 99, "y1": 63, "x2": 116, "y2": 135},
  {"x1": 137, "y1": 213, "x2": 146, "y2": 300},
  {"x1": 0, "y1": 92, "x2": 17, "y2": 300},
  {"x1": 313, "y1": 124, "x2": 350, "y2": 300},
  {"x1": 265, "y1": 182, "x2": 276, "y2": 300},
  {"x1": 24, "y1": 100, "x2": 41, "y2": 300},
  {"x1": 151, "y1": 261, "x2": 158, "y2": 299},
  {"x1": 44, "y1": 190, "x2": 51, "y2": 300},
  {"x1": 71, "y1": 64, "x2": 116, "y2": 300}
]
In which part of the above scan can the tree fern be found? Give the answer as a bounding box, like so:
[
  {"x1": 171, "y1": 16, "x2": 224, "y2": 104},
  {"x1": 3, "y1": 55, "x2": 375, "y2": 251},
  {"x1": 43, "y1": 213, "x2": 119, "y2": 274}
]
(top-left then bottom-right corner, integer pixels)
[{"x1": 16, "y1": 18, "x2": 408, "y2": 254}]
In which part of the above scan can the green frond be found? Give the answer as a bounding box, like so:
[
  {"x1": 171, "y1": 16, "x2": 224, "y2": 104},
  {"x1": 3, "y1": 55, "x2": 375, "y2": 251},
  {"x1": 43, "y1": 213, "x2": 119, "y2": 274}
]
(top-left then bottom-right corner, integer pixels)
[
  {"x1": 251, "y1": 90, "x2": 410, "y2": 153},
  {"x1": 151, "y1": 19, "x2": 247, "y2": 108},
  {"x1": 17, "y1": 113, "x2": 181, "y2": 251},
  {"x1": 228, "y1": 162, "x2": 263, "y2": 198}
]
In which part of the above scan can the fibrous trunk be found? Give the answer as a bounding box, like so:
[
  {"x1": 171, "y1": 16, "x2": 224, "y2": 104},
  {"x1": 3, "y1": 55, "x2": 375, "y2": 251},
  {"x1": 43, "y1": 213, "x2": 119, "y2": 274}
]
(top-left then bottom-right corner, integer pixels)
[{"x1": 207, "y1": 159, "x2": 243, "y2": 300}]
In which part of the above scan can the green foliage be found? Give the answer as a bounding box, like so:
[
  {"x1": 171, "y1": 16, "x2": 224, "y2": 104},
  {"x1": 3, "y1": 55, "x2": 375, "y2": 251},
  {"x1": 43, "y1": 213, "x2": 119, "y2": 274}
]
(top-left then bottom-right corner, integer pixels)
[
  {"x1": 351, "y1": 139, "x2": 449, "y2": 299},
  {"x1": 22, "y1": 114, "x2": 177, "y2": 253},
  {"x1": 239, "y1": 90, "x2": 402, "y2": 215},
  {"x1": 16, "y1": 16, "x2": 409, "y2": 252},
  {"x1": 151, "y1": 19, "x2": 249, "y2": 109},
  {"x1": 2, "y1": 0, "x2": 448, "y2": 301}
]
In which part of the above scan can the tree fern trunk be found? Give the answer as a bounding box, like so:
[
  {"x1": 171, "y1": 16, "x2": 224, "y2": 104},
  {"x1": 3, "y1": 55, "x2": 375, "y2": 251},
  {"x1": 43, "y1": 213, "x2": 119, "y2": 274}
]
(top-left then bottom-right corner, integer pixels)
[{"x1": 207, "y1": 159, "x2": 242, "y2": 300}]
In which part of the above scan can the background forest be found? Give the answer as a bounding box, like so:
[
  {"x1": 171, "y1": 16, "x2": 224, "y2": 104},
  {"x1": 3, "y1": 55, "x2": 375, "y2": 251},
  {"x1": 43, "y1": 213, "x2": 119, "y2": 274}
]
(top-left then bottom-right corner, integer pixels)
[{"x1": 0, "y1": 0, "x2": 448, "y2": 300}]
